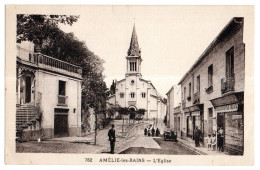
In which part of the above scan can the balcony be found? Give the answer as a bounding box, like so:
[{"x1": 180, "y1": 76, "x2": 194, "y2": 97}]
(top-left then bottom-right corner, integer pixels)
[
  {"x1": 205, "y1": 85, "x2": 213, "y2": 94},
  {"x1": 193, "y1": 91, "x2": 200, "y2": 104},
  {"x1": 182, "y1": 100, "x2": 186, "y2": 108},
  {"x1": 17, "y1": 45, "x2": 82, "y2": 79},
  {"x1": 221, "y1": 74, "x2": 235, "y2": 94},
  {"x1": 57, "y1": 95, "x2": 68, "y2": 106}
]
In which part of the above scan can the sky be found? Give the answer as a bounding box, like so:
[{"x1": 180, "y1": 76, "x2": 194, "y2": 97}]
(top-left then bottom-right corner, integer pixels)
[{"x1": 59, "y1": 6, "x2": 253, "y2": 98}]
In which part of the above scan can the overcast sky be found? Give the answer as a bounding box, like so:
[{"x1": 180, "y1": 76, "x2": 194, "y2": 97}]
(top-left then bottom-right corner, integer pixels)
[{"x1": 59, "y1": 6, "x2": 253, "y2": 97}]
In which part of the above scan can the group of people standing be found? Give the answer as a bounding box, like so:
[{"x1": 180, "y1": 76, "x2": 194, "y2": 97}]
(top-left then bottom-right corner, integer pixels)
[
  {"x1": 144, "y1": 126, "x2": 160, "y2": 137},
  {"x1": 204, "y1": 127, "x2": 224, "y2": 152}
]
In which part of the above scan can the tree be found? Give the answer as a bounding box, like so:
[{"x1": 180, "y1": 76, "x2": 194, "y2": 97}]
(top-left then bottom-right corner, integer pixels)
[
  {"x1": 106, "y1": 103, "x2": 119, "y2": 119},
  {"x1": 118, "y1": 107, "x2": 130, "y2": 135},
  {"x1": 109, "y1": 80, "x2": 116, "y2": 95},
  {"x1": 136, "y1": 109, "x2": 145, "y2": 119},
  {"x1": 17, "y1": 15, "x2": 79, "y2": 45}
]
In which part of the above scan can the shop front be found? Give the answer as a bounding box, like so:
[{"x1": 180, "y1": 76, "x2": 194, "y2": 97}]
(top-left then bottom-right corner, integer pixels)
[
  {"x1": 184, "y1": 104, "x2": 204, "y2": 143},
  {"x1": 173, "y1": 113, "x2": 182, "y2": 138},
  {"x1": 210, "y1": 92, "x2": 244, "y2": 155}
]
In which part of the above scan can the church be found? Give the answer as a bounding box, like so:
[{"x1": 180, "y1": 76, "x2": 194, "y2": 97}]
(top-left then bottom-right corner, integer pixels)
[{"x1": 108, "y1": 25, "x2": 167, "y2": 128}]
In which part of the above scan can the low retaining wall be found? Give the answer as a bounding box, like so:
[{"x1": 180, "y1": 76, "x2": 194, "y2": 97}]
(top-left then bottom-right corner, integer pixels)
[{"x1": 125, "y1": 122, "x2": 150, "y2": 139}]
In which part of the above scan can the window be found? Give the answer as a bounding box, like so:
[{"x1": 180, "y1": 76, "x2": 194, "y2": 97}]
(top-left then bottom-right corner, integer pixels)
[
  {"x1": 197, "y1": 75, "x2": 200, "y2": 92},
  {"x1": 131, "y1": 80, "x2": 135, "y2": 84},
  {"x1": 119, "y1": 92, "x2": 124, "y2": 98},
  {"x1": 226, "y1": 47, "x2": 234, "y2": 77},
  {"x1": 130, "y1": 61, "x2": 137, "y2": 71},
  {"x1": 208, "y1": 64, "x2": 213, "y2": 87},
  {"x1": 25, "y1": 76, "x2": 31, "y2": 103},
  {"x1": 141, "y1": 92, "x2": 146, "y2": 98},
  {"x1": 130, "y1": 92, "x2": 135, "y2": 98},
  {"x1": 184, "y1": 87, "x2": 186, "y2": 100},
  {"x1": 208, "y1": 108, "x2": 213, "y2": 135},
  {"x1": 188, "y1": 83, "x2": 191, "y2": 97},
  {"x1": 59, "y1": 80, "x2": 66, "y2": 96}
]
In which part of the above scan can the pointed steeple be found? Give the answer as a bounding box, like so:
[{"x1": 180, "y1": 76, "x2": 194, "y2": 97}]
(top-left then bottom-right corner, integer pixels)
[{"x1": 127, "y1": 24, "x2": 141, "y2": 57}]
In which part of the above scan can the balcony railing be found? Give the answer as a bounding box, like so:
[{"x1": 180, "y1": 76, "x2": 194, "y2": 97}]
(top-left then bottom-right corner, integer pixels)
[
  {"x1": 17, "y1": 45, "x2": 82, "y2": 78},
  {"x1": 182, "y1": 100, "x2": 186, "y2": 108},
  {"x1": 193, "y1": 91, "x2": 200, "y2": 104},
  {"x1": 38, "y1": 54, "x2": 82, "y2": 75},
  {"x1": 58, "y1": 95, "x2": 68, "y2": 106},
  {"x1": 221, "y1": 74, "x2": 235, "y2": 94}
]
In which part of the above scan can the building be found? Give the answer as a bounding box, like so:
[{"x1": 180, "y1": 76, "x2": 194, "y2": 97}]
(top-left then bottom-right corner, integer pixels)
[
  {"x1": 108, "y1": 25, "x2": 167, "y2": 129},
  {"x1": 178, "y1": 17, "x2": 244, "y2": 155},
  {"x1": 166, "y1": 86, "x2": 174, "y2": 130},
  {"x1": 16, "y1": 41, "x2": 82, "y2": 141}
]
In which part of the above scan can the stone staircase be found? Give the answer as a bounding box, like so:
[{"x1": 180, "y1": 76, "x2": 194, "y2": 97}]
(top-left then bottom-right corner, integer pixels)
[{"x1": 16, "y1": 104, "x2": 42, "y2": 141}]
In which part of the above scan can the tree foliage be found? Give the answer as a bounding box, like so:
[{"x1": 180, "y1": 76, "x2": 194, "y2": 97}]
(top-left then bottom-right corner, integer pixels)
[{"x1": 17, "y1": 15, "x2": 79, "y2": 44}]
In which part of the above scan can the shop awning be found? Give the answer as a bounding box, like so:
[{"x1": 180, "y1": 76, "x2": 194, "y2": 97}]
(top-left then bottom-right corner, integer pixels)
[
  {"x1": 183, "y1": 104, "x2": 203, "y2": 113},
  {"x1": 210, "y1": 92, "x2": 244, "y2": 107}
]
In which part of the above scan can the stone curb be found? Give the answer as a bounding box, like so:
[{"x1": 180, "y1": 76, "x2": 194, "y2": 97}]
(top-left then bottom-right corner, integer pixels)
[{"x1": 177, "y1": 140, "x2": 207, "y2": 155}]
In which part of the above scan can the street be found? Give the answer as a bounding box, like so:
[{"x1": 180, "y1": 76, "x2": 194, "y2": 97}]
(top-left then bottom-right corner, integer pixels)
[
  {"x1": 16, "y1": 119, "x2": 198, "y2": 155},
  {"x1": 119, "y1": 137, "x2": 197, "y2": 155}
]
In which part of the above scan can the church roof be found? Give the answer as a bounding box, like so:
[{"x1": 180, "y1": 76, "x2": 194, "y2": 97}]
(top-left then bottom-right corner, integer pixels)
[{"x1": 127, "y1": 24, "x2": 141, "y2": 57}]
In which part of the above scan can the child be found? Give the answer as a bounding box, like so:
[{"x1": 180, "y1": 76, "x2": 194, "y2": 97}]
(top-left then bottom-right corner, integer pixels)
[
  {"x1": 207, "y1": 134, "x2": 212, "y2": 151},
  {"x1": 211, "y1": 134, "x2": 217, "y2": 151}
]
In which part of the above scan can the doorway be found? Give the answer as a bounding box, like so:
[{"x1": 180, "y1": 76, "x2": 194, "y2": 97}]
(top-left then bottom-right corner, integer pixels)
[
  {"x1": 129, "y1": 108, "x2": 136, "y2": 119},
  {"x1": 54, "y1": 114, "x2": 68, "y2": 137}
]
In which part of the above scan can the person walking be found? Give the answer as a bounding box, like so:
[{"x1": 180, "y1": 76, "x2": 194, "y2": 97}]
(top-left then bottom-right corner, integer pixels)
[
  {"x1": 148, "y1": 127, "x2": 151, "y2": 137},
  {"x1": 156, "y1": 128, "x2": 160, "y2": 137},
  {"x1": 144, "y1": 128, "x2": 147, "y2": 136},
  {"x1": 108, "y1": 124, "x2": 116, "y2": 154},
  {"x1": 152, "y1": 127, "x2": 155, "y2": 137},
  {"x1": 194, "y1": 126, "x2": 201, "y2": 147}
]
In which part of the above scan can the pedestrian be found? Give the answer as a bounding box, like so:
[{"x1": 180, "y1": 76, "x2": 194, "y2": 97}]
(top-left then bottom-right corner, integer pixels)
[
  {"x1": 144, "y1": 128, "x2": 147, "y2": 136},
  {"x1": 148, "y1": 128, "x2": 151, "y2": 137},
  {"x1": 152, "y1": 127, "x2": 155, "y2": 137},
  {"x1": 156, "y1": 128, "x2": 160, "y2": 137},
  {"x1": 211, "y1": 134, "x2": 217, "y2": 151},
  {"x1": 108, "y1": 124, "x2": 116, "y2": 154},
  {"x1": 194, "y1": 126, "x2": 201, "y2": 147},
  {"x1": 206, "y1": 134, "x2": 212, "y2": 151},
  {"x1": 217, "y1": 127, "x2": 224, "y2": 152}
]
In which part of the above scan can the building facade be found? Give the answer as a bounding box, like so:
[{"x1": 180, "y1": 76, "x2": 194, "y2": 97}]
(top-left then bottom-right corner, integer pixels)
[
  {"x1": 176, "y1": 17, "x2": 244, "y2": 155},
  {"x1": 108, "y1": 25, "x2": 167, "y2": 129},
  {"x1": 16, "y1": 41, "x2": 82, "y2": 141}
]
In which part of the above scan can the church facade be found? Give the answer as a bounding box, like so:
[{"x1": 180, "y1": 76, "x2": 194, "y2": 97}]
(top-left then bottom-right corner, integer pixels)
[{"x1": 108, "y1": 25, "x2": 167, "y2": 128}]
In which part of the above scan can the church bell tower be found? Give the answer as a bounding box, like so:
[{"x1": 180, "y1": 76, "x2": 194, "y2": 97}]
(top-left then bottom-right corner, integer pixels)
[{"x1": 125, "y1": 24, "x2": 142, "y2": 77}]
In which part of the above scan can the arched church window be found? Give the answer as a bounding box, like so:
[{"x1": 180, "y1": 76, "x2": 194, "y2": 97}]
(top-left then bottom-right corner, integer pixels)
[{"x1": 130, "y1": 92, "x2": 135, "y2": 98}]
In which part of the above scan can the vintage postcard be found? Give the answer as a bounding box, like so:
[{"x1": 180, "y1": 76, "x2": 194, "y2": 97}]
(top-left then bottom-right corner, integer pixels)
[{"x1": 5, "y1": 5, "x2": 254, "y2": 165}]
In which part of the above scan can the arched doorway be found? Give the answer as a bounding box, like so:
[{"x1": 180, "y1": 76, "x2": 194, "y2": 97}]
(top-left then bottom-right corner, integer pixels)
[{"x1": 129, "y1": 106, "x2": 137, "y2": 119}]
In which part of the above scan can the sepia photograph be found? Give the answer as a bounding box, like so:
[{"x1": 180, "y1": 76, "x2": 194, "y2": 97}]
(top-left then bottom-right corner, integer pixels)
[{"x1": 5, "y1": 5, "x2": 254, "y2": 165}]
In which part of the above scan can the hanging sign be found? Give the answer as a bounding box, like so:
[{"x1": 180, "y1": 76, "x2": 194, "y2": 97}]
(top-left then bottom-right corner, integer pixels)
[
  {"x1": 191, "y1": 111, "x2": 200, "y2": 116},
  {"x1": 215, "y1": 103, "x2": 238, "y2": 113},
  {"x1": 232, "y1": 114, "x2": 242, "y2": 120}
]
